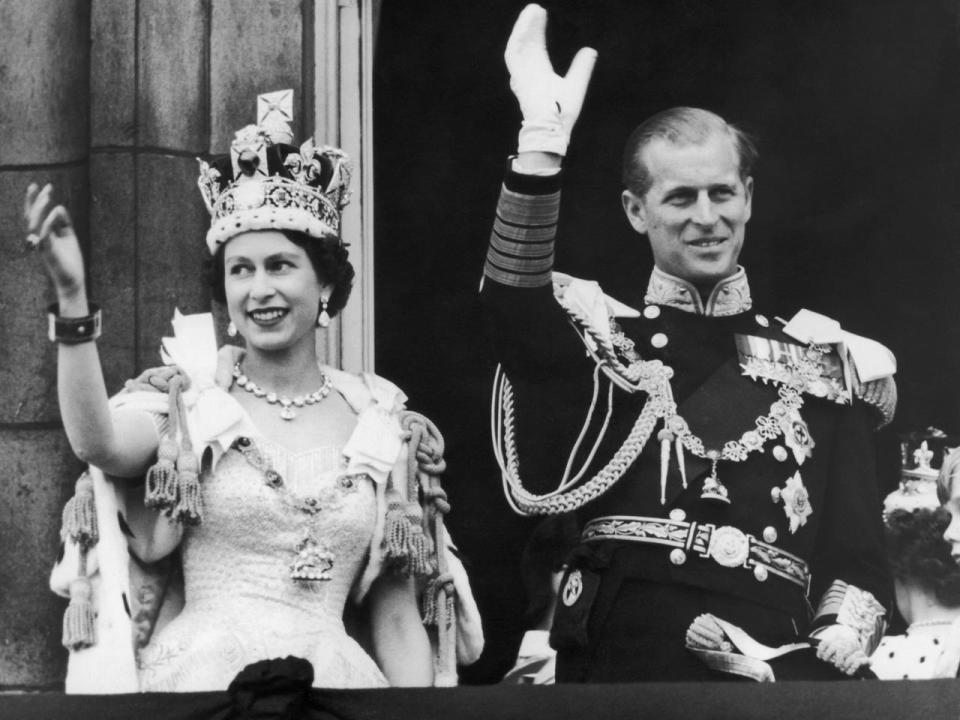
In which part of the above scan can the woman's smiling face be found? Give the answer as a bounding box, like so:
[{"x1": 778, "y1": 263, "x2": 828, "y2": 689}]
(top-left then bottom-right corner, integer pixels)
[{"x1": 223, "y1": 230, "x2": 328, "y2": 353}]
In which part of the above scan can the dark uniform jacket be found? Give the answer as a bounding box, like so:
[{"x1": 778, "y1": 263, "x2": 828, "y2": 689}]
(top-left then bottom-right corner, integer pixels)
[{"x1": 481, "y1": 165, "x2": 893, "y2": 682}]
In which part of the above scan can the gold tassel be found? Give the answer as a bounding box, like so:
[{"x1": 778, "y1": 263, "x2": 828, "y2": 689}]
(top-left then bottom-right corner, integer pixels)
[
  {"x1": 61, "y1": 472, "x2": 98, "y2": 549},
  {"x1": 171, "y1": 375, "x2": 203, "y2": 525},
  {"x1": 62, "y1": 577, "x2": 96, "y2": 650},
  {"x1": 145, "y1": 437, "x2": 179, "y2": 510},
  {"x1": 146, "y1": 375, "x2": 185, "y2": 514},
  {"x1": 421, "y1": 573, "x2": 455, "y2": 626},
  {"x1": 383, "y1": 501, "x2": 411, "y2": 568},
  {"x1": 421, "y1": 577, "x2": 440, "y2": 626},
  {"x1": 173, "y1": 448, "x2": 202, "y2": 525},
  {"x1": 408, "y1": 524, "x2": 436, "y2": 578},
  {"x1": 383, "y1": 502, "x2": 438, "y2": 576}
]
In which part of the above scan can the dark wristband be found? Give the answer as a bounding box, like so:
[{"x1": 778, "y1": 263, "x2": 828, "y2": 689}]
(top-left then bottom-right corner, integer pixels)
[{"x1": 47, "y1": 303, "x2": 102, "y2": 344}]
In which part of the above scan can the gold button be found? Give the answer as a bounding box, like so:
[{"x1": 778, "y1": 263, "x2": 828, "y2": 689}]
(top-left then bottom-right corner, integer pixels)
[
  {"x1": 754, "y1": 566, "x2": 769, "y2": 582},
  {"x1": 651, "y1": 333, "x2": 668, "y2": 349},
  {"x1": 669, "y1": 508, "x2": 686, "y2": 522},
  {"x1": 770, "y1": 487, "x2": 782, "y2": 503},
  {"x1": 762, "y1": 526, "x2": 778, "y2": 543},
  {"x1": 669, "y1": 549, "x2": 687, "y2": 565},
  {"x1": 643, "y1": 305, "x2": 661, "y2": 319},
  {"x1": 773, "y1": 445, "x2": 788, "y2": 462}
]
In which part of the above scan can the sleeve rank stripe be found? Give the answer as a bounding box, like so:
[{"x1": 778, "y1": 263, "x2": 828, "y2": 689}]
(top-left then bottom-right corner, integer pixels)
[
  {"x1": 492, "y1": 220, "x2": 557, "y2": 244},
  {"x1": 484, "y1": 256, "x2": 553, "y2": 288}
]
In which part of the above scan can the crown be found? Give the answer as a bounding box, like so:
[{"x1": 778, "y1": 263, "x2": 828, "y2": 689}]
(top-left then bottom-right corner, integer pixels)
[
  {"x1": 197, "y1": 89, "x2": 352, "y2": 254},
  {"x1": 884, "y1": 436, "x2": 947, "y2": 516}
]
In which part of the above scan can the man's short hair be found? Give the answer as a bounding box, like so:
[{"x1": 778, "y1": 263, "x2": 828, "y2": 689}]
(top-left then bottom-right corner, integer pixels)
[{"x1": 621, "y1": 107, "x2": 758, "y2": 197}]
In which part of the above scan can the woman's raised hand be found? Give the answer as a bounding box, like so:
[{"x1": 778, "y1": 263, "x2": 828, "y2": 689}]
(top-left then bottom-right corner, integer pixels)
[{"x1": 24, "y1": 182, "x2": 87, "y2": 303}]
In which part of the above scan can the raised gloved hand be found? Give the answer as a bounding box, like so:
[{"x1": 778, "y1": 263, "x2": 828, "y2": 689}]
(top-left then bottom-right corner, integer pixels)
[
  {"x1": 505, "y1": 3, "x2": 597, "y2": 156},
  {"x1": 814, "y1": 623, "x2": 871, "y2": 676}
]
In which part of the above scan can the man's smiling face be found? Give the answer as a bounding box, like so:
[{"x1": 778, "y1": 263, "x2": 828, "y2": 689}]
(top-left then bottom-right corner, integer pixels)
[{"x1": 621, "y1": 131, "x2": 753, "y2": 287}]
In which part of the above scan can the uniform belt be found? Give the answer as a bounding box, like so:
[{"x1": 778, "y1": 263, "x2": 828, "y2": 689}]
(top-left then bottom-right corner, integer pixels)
[{"x1": 581, "y1": 515, "x2": 810, "y2": 590}]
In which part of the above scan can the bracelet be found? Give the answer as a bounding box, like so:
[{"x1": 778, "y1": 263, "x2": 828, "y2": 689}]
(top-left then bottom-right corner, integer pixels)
[{"x1": 47, "y1": 303, "x2": 102, "y2": 344}]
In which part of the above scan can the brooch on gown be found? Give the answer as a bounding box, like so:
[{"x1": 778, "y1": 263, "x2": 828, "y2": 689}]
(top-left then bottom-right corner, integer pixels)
[
  {"x1": 290, "y1": 536, "x2": 335, "y2": 582},
  {"x1": 230, "y1": 436, "x2": 361, "y2": 583}
]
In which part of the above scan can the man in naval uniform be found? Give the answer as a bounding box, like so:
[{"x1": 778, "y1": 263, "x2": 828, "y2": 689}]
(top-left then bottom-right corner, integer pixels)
[{"x1": 482, "y1": 5, "x2": 897, "y2": 682}]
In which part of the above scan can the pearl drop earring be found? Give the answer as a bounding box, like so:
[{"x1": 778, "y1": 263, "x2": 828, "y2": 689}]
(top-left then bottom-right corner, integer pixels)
[{"x1": 317, "y1": 297, "x2": 330, "y2": 328}]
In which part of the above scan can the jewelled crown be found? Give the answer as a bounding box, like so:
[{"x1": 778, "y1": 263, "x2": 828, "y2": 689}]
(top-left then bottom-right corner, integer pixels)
[
  {"x1": 197, "y1": 89, "x2": 352, "y2": 254},
  {"x1": 883, "y1": 435, "x2": 948, "y2": 516}
]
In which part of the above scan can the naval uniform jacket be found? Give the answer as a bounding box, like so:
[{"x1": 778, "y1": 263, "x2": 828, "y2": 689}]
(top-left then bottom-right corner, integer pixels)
[{"x1": 481, "y1": 165, "x2": 891, "y2": 678}]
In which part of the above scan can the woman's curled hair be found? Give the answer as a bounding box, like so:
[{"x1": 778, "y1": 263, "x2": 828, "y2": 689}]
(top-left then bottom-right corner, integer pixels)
[
  {"x1": 204, "y1": 230, "x2": 354, "y2": 318},
  {"x1": 886, "y1": 508, "x2": 960, "y2": 607}
]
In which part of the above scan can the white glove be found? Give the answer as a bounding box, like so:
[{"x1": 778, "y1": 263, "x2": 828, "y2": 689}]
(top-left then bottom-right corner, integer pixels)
[
  {"x1": 814, "y1": 623, "x2": 871, "y2": 676},
  {"x1": 685, "y1": 613, "x2": 734, "y2": 652},
  {"x1": 505, "y1": 4, "x2": 597, "y2": 156}
]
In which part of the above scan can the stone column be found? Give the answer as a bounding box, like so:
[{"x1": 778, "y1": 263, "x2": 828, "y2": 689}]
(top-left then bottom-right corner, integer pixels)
[{"x1": 0, "y1": 0, "x2": 91, "y2": 689}]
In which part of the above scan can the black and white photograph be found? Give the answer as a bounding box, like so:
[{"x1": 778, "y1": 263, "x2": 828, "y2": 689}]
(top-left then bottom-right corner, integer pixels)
[{"x1": 3, "y1": 1, "x2": 960, "y2": 717}]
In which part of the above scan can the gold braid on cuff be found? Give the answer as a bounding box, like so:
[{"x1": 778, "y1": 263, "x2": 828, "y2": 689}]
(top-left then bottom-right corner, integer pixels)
[{"x1": 812, "y1": 580, "x2": 887, "y2": 655}]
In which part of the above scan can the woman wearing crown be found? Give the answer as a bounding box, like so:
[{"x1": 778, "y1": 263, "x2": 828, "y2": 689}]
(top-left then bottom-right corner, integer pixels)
[{"x1": 26, "y1": 98, "x2": 481, "y2": 692}]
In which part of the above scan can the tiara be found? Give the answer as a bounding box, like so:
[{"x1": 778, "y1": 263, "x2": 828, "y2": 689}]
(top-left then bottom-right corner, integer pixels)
[{"x1": 197, "y1": 89, "x2": 352, "y2": 254}]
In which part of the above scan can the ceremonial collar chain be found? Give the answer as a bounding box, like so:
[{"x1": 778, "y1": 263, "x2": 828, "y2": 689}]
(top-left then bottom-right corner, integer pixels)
[
  {"x1": 230, "y1": 435, "x2": 359, "y2": 582},
  {"x1": 644, "y1": 266, "x2": 752, "y2": 317},
  {"x1": 232, "y1": 362, "x2": 332, "y2": 421},
  {"x1": 607, "y1": 318, "x2": 824, "y2": 504},
  {"x1": 497, "y1": 299, "x2": 825, "y2": 514}
]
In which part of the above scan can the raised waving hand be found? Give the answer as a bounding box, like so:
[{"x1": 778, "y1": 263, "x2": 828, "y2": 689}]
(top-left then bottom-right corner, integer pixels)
[
  {"x1": 25, "y1": 182, "x2": 87, "y2": 306},
  {"x1": 506, "y1": 3, "x2": 597, "y2": 157}
]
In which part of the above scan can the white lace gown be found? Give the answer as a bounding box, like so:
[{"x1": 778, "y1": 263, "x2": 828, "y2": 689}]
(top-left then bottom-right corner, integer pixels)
[{"x1": 137, "y1": 435, "x2": 388, "y2": 691}]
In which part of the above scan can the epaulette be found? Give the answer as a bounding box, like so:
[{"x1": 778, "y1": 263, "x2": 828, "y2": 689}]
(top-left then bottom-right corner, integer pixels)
[{"x1": 551, "y1": 273, "x2": 647, "y2": 393}]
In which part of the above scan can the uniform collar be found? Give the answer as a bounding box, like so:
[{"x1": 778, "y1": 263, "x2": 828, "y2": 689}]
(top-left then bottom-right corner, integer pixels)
[{"x1": 644, "y1": 265, "x2": 752, "y2": 317}]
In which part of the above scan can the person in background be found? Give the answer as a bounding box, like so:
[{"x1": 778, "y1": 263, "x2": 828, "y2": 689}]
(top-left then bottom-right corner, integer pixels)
[
  {"x1": 937, "y1": 448, "x2": 960, "y2": 557},
  {"x1": 870, "y1": 508, "x2": 960, "y2": 679}
]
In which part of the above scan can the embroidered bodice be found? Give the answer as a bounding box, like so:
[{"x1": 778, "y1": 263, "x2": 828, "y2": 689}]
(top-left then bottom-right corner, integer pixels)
[{"x1": 137, "y1": 435, "x2": 387, "y2": 691}]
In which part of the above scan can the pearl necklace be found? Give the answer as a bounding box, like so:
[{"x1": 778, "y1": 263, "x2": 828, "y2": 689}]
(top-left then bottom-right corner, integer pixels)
[
  {"x1": 909, "y1": 619, "x2": 956, "y2": 630},
  {"x1": 232, "y1": 362, "x2": 332, "y2": 421}
]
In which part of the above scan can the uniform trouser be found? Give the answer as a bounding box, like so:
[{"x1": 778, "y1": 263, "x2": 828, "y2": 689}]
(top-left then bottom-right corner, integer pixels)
[{"x1": 553, "y1": 571, "x2": 848, "y2": 683}]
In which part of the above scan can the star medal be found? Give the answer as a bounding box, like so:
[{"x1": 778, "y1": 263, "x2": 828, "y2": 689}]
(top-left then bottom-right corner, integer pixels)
[
  {"x1": 771, "y1": 470, "x2": 813, "y2": 533},
  {"x1": 781, "y1": 410, "x2": 814, "y2": 465}
]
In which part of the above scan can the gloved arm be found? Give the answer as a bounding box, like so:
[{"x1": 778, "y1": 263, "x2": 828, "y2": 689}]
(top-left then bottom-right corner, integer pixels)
[
  {"x1": 812, "y1": 623, "x2": 872, "y2": 676},
  {"x1": 809, "y1": 578, "x2": 887, "y2": 676},
  {"x1": 505, "y1": 4, "x2": 597, "y2": 173}
]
